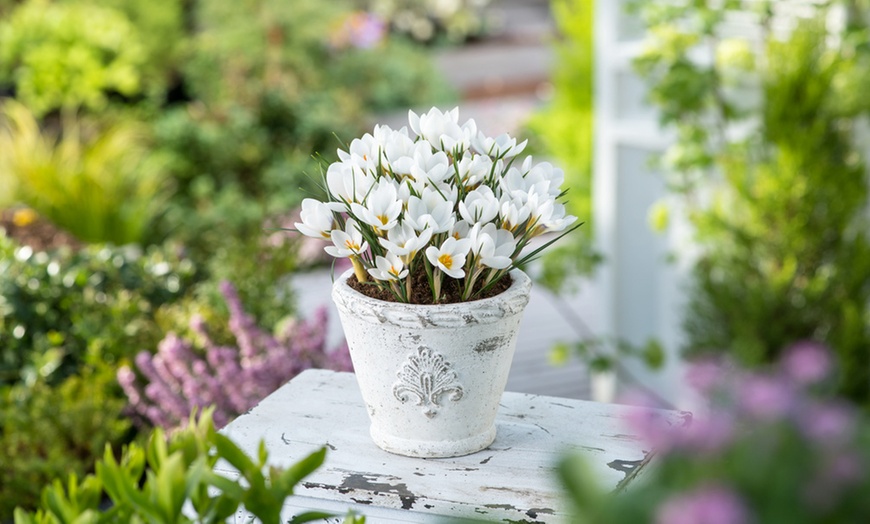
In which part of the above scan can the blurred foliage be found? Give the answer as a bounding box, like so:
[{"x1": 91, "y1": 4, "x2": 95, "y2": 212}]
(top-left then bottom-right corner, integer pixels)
[
  {"x1": 73, "y1": 0, "x2": 187, "y2": 102},
  {"x1": 363, "y1": 0, "x2": 492, "y2": 44},
  {"x1": 630, "y1": 0, "x2": 870, "y2": 403},
  {"x1": 13, "y1": 409, "x2": 364, "y2": 523},
  {"x1": 0, "y1": 0, "x2": 185, "y2": 114},
  {"x1": 0, "y1": 100, "x2": 167, "y2": 245},
  {"x1": 0, "y1": 366, "x2": 132, "y2": 517},
  {"x1": 526, "y1": 0, "x2": 599, "y2": 293},
  {"x1": 0, "y1": 233, "x2": 198, "y2": 388},
  {"x1": 329, "y1": 39, "x2": 454, "y2": 112},
  {"x1": 0, "y1": 1, "x2": 147, "y2": 116},
  {"x1": 152, "y1": 0, "x2": 451, "y2": 253}
]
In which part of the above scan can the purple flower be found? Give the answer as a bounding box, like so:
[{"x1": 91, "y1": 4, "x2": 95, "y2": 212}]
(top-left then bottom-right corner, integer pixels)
[
  {"x1": 797, "y1": 400, "x2": 855, "y2": 445},
  {"x1": 118, "y1": 281, "x2": 353, "y2": 431},
  {"x1": 656, "y1": 484, "x2": 751, "y2": 524},
  {"x1": 738, "y1": 375, "x2": 795, "y2": 420},
  {"x1": 677, "y1": 410, "x2": 735, "y2": 453},
  {"x1": 329, "y1": 11, "x2": 387, "y2": 51},
  {"x1": 782, "y1": 341, "x2": 831, "y2": 385},
  {"x1": 685, "y1": 358, "x2": 729, "y2": 395}
]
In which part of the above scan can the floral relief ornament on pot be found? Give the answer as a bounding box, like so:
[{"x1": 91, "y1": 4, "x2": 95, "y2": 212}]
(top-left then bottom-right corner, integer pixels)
[{"x1": 296, "y1": 107, "x2": 580, "y2": 458}]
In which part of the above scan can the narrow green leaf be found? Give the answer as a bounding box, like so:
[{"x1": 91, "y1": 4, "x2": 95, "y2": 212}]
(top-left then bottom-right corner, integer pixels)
[
  {"x1": 275, "y1": 447, "x2": 327, "y2": 495},
  {"x1": 213, "y1": 434, "x2": 258, "y2": 479},
  {"x1": 288, "y1": 511, "x2": 338, "y2": 523}
]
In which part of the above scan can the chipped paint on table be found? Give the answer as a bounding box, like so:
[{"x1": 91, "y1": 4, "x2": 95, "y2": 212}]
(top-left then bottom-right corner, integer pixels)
[{"x1": 218, "y1": 369, "x2": 690, "y2": 523}]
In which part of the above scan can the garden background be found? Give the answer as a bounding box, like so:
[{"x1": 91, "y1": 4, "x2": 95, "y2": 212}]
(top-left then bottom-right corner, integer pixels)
[{"x1": 3, "y1": 0, "x2": 870, "y2": 522}]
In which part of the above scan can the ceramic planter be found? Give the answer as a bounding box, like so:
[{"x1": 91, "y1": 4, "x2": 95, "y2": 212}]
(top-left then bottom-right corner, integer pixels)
[{"x1": 331, "y1": 268, "x2": 532, "y2": 458}]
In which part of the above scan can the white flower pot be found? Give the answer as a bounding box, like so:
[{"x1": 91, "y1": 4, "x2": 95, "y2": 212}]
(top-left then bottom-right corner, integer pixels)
[{"x1": 331, "y1": 268, "x2": 532, "y2": 458}]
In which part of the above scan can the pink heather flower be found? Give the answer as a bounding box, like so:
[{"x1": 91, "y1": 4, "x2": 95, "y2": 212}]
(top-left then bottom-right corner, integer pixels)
[
  {"x1": 738, "y1": 375, "x2": 795, "y2": 421},
  {"x1": 677, "y1": 410, "x2": 735, "y2": 454},
  {"x1": 782, "y1": 341, "x2": 831, "y2": 385},
  {"x1": 622, "y1": 389, "x2": 732, "y2": 455},
  {"x1": 798, "y1": 400, "x2": 856, "y2": 445},
  {"x1": 656, "y1": 484, "x2": 751, "y2": 524},
  {"x1": 119, "y1": 281, "x2": 353, "y2": 431},
  {"x1": 685, "y1": 358, "x2": 729, "y2": 395}
]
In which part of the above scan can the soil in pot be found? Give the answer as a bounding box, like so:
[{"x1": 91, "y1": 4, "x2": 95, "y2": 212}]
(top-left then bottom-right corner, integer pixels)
[{"x1": 346, "y1": 263, "x2": 512, "y2": 305}]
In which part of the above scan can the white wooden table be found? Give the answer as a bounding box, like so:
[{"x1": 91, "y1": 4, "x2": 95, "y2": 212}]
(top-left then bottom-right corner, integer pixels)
[{"x1": 218, "y1": 369, "x2": 690, "y2": 523}]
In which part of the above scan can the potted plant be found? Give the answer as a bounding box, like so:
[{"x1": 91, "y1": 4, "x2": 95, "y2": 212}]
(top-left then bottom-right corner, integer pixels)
[{"x1": 295, "y1": 107, "x2": 579, "y2": 457}]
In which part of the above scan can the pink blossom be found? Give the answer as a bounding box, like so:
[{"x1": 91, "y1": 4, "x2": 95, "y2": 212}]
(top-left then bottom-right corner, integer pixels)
[
  {"x1": 119, "y1": 281, "x2": 353, "y2": 431},
  {"x1": 738, "y1": 375, "x2": 795, "y2": 420},
  {"x1": 782, "y1": 341, "x2": 831, "y2": 385},
  {"x1": 798, "y1": 400, "x2": 855, "y2": 445},
  {"x1": 656, "y1": 484, "x2": 751, "y2": 524}
]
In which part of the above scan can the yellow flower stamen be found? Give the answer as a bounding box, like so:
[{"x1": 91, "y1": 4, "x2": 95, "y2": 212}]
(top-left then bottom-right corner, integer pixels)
[{"x1": 438, "y1": 253, "x2": 453, "y2": 269}]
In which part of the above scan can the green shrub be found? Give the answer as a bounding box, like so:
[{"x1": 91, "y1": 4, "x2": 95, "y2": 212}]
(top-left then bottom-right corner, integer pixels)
[
  {"x1": 364, "y1": 0, "x2": 492, "y2": 44},
  {"x1": 73, "y1": 0, "x2": 187, "y2": 102},
  {"x1": 0, "y1": 233, "x2": 198, "y2": 388},
  {"x1": 152, "y1": 0, "x2": 451, "y2": 256},
  {"x1": 0, "y1": 100, "x2": 168, "y2": 245},
  {"x1": 630, "y1": 1, "x2": 870, "y2": 402},
  {"x1": 13, "y1": 409, "x2": 363, "y2": 523},
  {"x1": 526, "y1": 0, "x2": 598, "y2": 292},
  {"x1": 326, "y1": 39, "x2": 454, "y2": 113},
  {"x1": 0, "y1": 366, "x2": 132, "y2": 517},
  {"x1": 0, "y1": 0, "x2": 147, "y2": 116}
]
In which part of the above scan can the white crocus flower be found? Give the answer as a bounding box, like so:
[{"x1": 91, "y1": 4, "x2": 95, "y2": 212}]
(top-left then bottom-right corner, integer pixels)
[
  {"x1": 408, "y1": 107, "x2": 474, "y2": 152},
  {"x1": 378, "y1": 222, "x2": 433, "y2": 260},
  {"x1": 525, "y1": 188, "x2": 557, "y2": 230},
  {"x1": 350, "y1": 180, "x2": 403, "y2": 231},
  {"x1": 338, "y1": 132, "x2": 381, "y2": 172},
  {"x1": 526, "y1": 161, "x2": 565, "y2": 197},
  {"x1": 324, "y1": 219, "x2": 369, "y2": 258},
  {"x1": 407, "y1": 189, "x2": 455, "y2": 233},
  {"x1": 541, "y1": 202, "x2": 578, "y2": 233},
  {"x1": 499, "y1": 197, "x2": 532, "y2": 232},
  {"x1": 294, "y1": 198, "x2": 335, "y2": 239},
  {"x1": 472, "y1": 131, "x2": 528, "y2": 158},
  {"x1": 473, "y1": 224, "x2": 516, "y2": 270},
  {"x1": 456, "y1": 153, "x2": 493, "y2": 187},
  {"x1": 383, "y1": 127, "x2": 417, "y2": 175},
  {"x1": 499, "y1": 166, "x2": 530, "y2": 202},
  {"x1": 458, "y1": 185, "x2": 500, "y2": 224},
  {"x1": 449, "y1": 219, "x2": 471, "y2": 240},
  {"x1": 409, "y1": 142, "x2": 451, "y2": 187},
  {"x1": 326, "y1": 161, "x2": 374, "y2": 207},
  {"x1": 367, "y1": 252, "x2": 409, "y2": 281},
  {"x1": 426, "y1": 237, "x2": 471, "y2": 279}
]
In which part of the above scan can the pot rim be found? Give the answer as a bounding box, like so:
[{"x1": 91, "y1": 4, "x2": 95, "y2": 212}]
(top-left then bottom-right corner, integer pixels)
[
  {"x1": 331, "y1": 268, "x2": 532, "y2": 327},
  {"x1": 332, "y1": 267, "x2": 531, "y2": 309}
]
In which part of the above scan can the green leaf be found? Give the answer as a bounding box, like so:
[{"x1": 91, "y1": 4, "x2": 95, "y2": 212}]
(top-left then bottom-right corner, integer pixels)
[
  {"x1": 13, "y1": 508, "x2": 36, "y2": 524},
  {"x1": 272, "y1": 447, "x2": 327, "y2": 496},
  {"x1": 153, "y1": 453, "x2": 187, "y2": 523},
  {"x1": 258, "y1": 440, "x2": 269, "y2": 467},
  {"x1": 288, "y1": 511, "x2": 338, "y2": 523},
  {"x1": 642, "y1": 339, "x2": 666, "y2": 369},
  {"x1": 549, "y1": 342, "x2": 572, "y2": 366},
  {"x1": 213, "y1": 434, "x2": 258, "y2": 479}
]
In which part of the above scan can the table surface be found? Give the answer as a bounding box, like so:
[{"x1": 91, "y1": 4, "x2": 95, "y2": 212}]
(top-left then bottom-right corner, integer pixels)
[{"x1": 218, "y1": 369, "x2": 690, "y2": 523}]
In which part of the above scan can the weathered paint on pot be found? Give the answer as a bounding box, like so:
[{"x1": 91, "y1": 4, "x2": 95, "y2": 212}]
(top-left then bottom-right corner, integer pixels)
[{"x1": 331, "y1": 268, "x2": 532, "y2": 458}]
